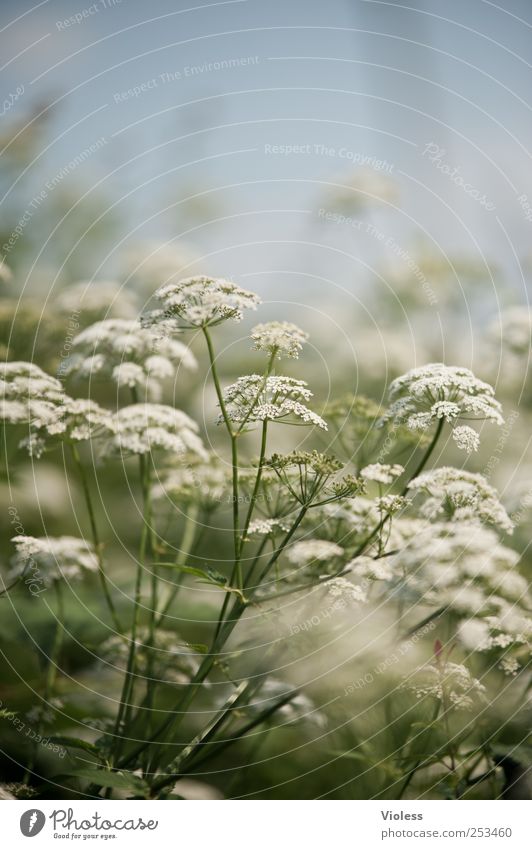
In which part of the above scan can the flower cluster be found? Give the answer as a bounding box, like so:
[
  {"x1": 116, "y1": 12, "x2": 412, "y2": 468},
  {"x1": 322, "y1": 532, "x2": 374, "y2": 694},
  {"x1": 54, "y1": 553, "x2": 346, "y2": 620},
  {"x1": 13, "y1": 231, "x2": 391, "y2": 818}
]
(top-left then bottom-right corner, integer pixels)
[
  {"x1": 489, "y1": 306, "x2": 532, "y2": 358},
  {"x1": 382, "y1": 364, "x2": 504, "y2": 451},
  {"x1": 152, "y1": 455, "x2": 228, "y2": 510},
  {"x1": 403, "y1": 661, "x2": 486, "y2": 711},
  {"x1": 287, "y1": 539, "x2": 344, "y2": 567},
  {"x1": 54, "y1": 281, "x2": 139, "y2": 322},
  {"x1": 221, "y1": 375, "x2": 327, "y2": 430},
  {"x1": 10, "y1": 535, "x2": 98, "y2": 586},
  {"x1": 143, "y1": 276, "x2": 261, "y2": 329},
  {"x1": 251, "y1": 321, "x2": 309, "y2": 359},
  {"x1": 408, "y1": 467, "x2": 513, "y2": 533},
  {"x1": 1, "y1": 362, "x2": 65, "y2": 429},
  {"x1": 360, "y1": 463, "x2": 404, "y2": 484},
  {"x1": 103, "y1": 403, "x2": 206, "y2": 459},
  {"x1": 65, "y1": 319, "x2": 196, "y2": 398},
  {"x1": 1, "y1": 361, "x2": 117, "y2": 457},
  {"x1": 388, "y1": 522, "x2": 526, "y2": 617}
]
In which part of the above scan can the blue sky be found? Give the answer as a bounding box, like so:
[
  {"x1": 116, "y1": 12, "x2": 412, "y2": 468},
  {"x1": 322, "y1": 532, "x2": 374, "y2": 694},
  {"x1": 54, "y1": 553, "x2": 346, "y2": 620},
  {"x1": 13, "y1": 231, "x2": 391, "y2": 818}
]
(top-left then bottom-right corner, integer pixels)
[{"x1": 2, "y1": 0, "x2": 532, "y2": 310}]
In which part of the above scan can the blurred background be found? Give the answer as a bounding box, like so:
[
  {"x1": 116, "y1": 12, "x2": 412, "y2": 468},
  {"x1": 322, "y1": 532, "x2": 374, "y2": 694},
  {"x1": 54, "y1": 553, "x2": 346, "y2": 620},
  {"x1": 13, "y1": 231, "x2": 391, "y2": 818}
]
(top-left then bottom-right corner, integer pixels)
[{"x1": 1, "y1": 0, "x2": 531, "y2": 799}]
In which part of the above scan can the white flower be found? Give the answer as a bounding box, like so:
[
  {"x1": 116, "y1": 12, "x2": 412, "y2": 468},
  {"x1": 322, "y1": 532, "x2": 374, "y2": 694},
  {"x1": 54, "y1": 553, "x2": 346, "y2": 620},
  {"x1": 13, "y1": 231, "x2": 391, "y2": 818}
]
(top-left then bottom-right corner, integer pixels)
[
  {"x1": 54, "y1": 280, "x2": 139, "y2": 321},
  {"x1": 287, "y1": 539, "x2": 344, "y2": 566},
  {"x1": 152, "y1": 456, "x2": 228, "y2": 509},
  {"x1": 382, "y1": 364, "x2": 504, "y2": 449},
  {"x1": 65, "y1": 319, "x2": 196, "y2": 399},
  {"x1": 246, "y1": 517, "x2": 291, "y2": 536},
  {"x1": 489, "y1": 306, "x2": 532, "y2": 357},
  {"x1": 349, "y1": 554, "x2": 394, "y2": 582},
  {"x1": 221, "y1": 375, "x2": 327, "y2": 430},
  {"x1": 360, "y1": 463, "x2": 404, "y2": 484},
  {"x1": 143, "y1": 276, "x2": 261, "y2": 329},
  {"x1": 251, "y1": 322, "x2": 309, "y2": 359},
  {"x1": 19, "y1": 397, "x2": 115, "y2": 457},
  {"x1": 104, "y1": 403, "x2": 206, "y2": 458},
  {"x1": 452, "y1": 425, "x2": 480, "y2": 453},
  {"x1": 9, "y1": 535, "x2": 98, "y2": 586},
  {"x1": 408, "y1": 467, "x2": 513, "y2": 533},
  {"x1": 403, "y1": 661, "x2": 486, "y2": 711},
  {"x1": 375, "y1": 494, "x2": 408, "y2": 514},
  {"x1": 326, "y1": 577, "x2": 367, "y2": 604}
]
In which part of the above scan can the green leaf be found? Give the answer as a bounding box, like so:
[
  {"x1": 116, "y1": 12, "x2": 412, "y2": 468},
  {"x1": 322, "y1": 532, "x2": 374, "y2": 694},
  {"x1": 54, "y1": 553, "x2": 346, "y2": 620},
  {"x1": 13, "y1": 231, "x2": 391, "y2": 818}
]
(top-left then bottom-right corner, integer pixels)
[
  {"x1": 59, "y1": 768, "x2": 148, "y2": 794},
  {"x1": 48, "y1": 737, "x2": 103, "y2": 758}
]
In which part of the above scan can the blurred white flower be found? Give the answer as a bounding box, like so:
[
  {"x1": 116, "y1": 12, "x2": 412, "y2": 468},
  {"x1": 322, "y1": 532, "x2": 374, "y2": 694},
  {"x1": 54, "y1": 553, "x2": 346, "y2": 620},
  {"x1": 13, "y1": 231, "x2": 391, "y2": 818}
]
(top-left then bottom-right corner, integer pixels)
[
  {"x1": 408, "y1": 467, "x2": 513, "y2": 533},
  {"x1": 287, "y1": 539, "x2": 344, "y2": 567},
  {"x1": 65, "y1": 318, "x2": 196, "y2": 399},
  {"x1": 251, "y1": 321, "x2": 309, "y2": 359},
  {"x1": 104, "y1": 403, "x2": 206, "y2": 459},
  {"x1": 152, "y1": 456, "x2": 228, "y2": 510},
  {"x1": 326, "y1": 576, "x2": 367, "y2": 604},
  {"x1": 403, "y1": 660, "x2": 486, "y2": 711},
  {"x1": 221, "y1": 375, "x2": 327, "y2": 430},
  {"x1": 488, "y1": 306, "x2": 532, "y2": 358},
  {"x1": 10, "y1": 535, "x2": 98, "y2": 586},
  {"x1": 54, "y1": 280, "x2": 140, "y2": 321},
  {"x1": 360, "y1": 463, "x2": 404, "y2": 484}
]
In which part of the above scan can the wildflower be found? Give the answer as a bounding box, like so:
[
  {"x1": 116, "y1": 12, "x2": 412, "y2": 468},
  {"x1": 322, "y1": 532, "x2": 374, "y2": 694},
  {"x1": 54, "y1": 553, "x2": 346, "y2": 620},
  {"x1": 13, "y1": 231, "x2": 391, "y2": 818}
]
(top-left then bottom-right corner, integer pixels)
[
  {"x1": 360, "y1": 463, "x2": 404, "y2": 484},
  {"x1": 54, "y1": 280, "x2": 139, "y2": 321},
  {"x1": 0, "y1": 362, "x2": 71, "y2": 455},
  {"x1": 408, "y1": 467, "x2": 513, "y2": 533},
  {"x1": 489, "y1": 306, "x2": 532, "y2": 357},
  {"x1": 326, "y1": 576, "x2": 367, "y2": 604},
  {"x1": 452, "y1": 425, "x2": 480, "y2": 453},
  {"x1": 287, "y1": 539, "x2": 344, "y2": 567},
  {"x1": 143, "y1": 276, "x2": 261, "y2": 329},
  {"x1": 152, "y1": 456, "x2": 228, "y2": 510},
  {"x1": 251, "y1": 321, "x2": 309, "y2": 359},
  {"x1": 221, "y1": 375, "x2": 327, "y2": 430},
  {"x1": 1, "y1": 362, "x2": 65, "y2": 426},
  {"x1": 104, "y1": 403, "x2": 206, "y2": 459},
  {"x1": 9, "y1": 535, "x2": 98, "y2": 586},
  {"x1": 65, "y1": 319, "x2": 196, "y2": 399},
  {"x1": 375, "y1": 494, "x2": 408, "y2": 514},
  {"x1": 382, "y1": 363, "x2": 504, "y2": 450},
  {"x1": 246, "y1": 517, "x2": 291, "y2": 536},
  {"x1": 403, "y1": 660, "x2": 486, "y2": 711}
]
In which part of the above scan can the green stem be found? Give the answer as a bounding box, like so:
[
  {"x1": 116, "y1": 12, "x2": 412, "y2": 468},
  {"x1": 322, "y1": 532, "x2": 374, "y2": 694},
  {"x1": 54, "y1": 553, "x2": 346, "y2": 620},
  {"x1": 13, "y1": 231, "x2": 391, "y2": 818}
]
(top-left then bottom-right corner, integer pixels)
[
  {"x1": 70, "y1": 443, "x2": 122, "y2": 632},
  {"x1": 111, "y1": 455, "x2": 150, "y2": 765},
  {"x1": 23, "y1": 582, "x2": 64, "y2": 783},
  {"x1": 156, "y1": 503, "x2": 200, "y2": 627}
]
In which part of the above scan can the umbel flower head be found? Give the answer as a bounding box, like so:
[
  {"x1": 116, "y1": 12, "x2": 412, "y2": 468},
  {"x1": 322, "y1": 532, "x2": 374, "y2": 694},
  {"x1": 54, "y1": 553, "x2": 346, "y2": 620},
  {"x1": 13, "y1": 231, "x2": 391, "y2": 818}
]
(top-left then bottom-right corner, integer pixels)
[
  {"x1": 151, "y1": 455, "x2": 229, "y2": 510},
  {"x1": 10, "y1": 535, "x2": 98, "y2": 587},
  {"x1": 0, "y1": 362, "x2": 65, "y2": 429},
  {"x1": 408, "y1": 467, "x2": 513, "y2": 534},
  {"x1": 64, "y1": 319, "x2": 196, "y2": 399},
  {"x1": 143, "y1": 276, "x2": 261, "y2": 329},
  {"x1": 251, "y1": 322, "x2": 309, "y2": 359},
  {"x1": 104, "y1": 403, "x2": 207, "y2": 459},
  {"x1": 221, "y1": 375, "x2": 327, "y2": 430},
  {"x1": 382, "y1": 363, "x2": 504, "y2": 452},
  {"x1": 21, "y1": 397, "x2": 114, "y2": 458}
]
